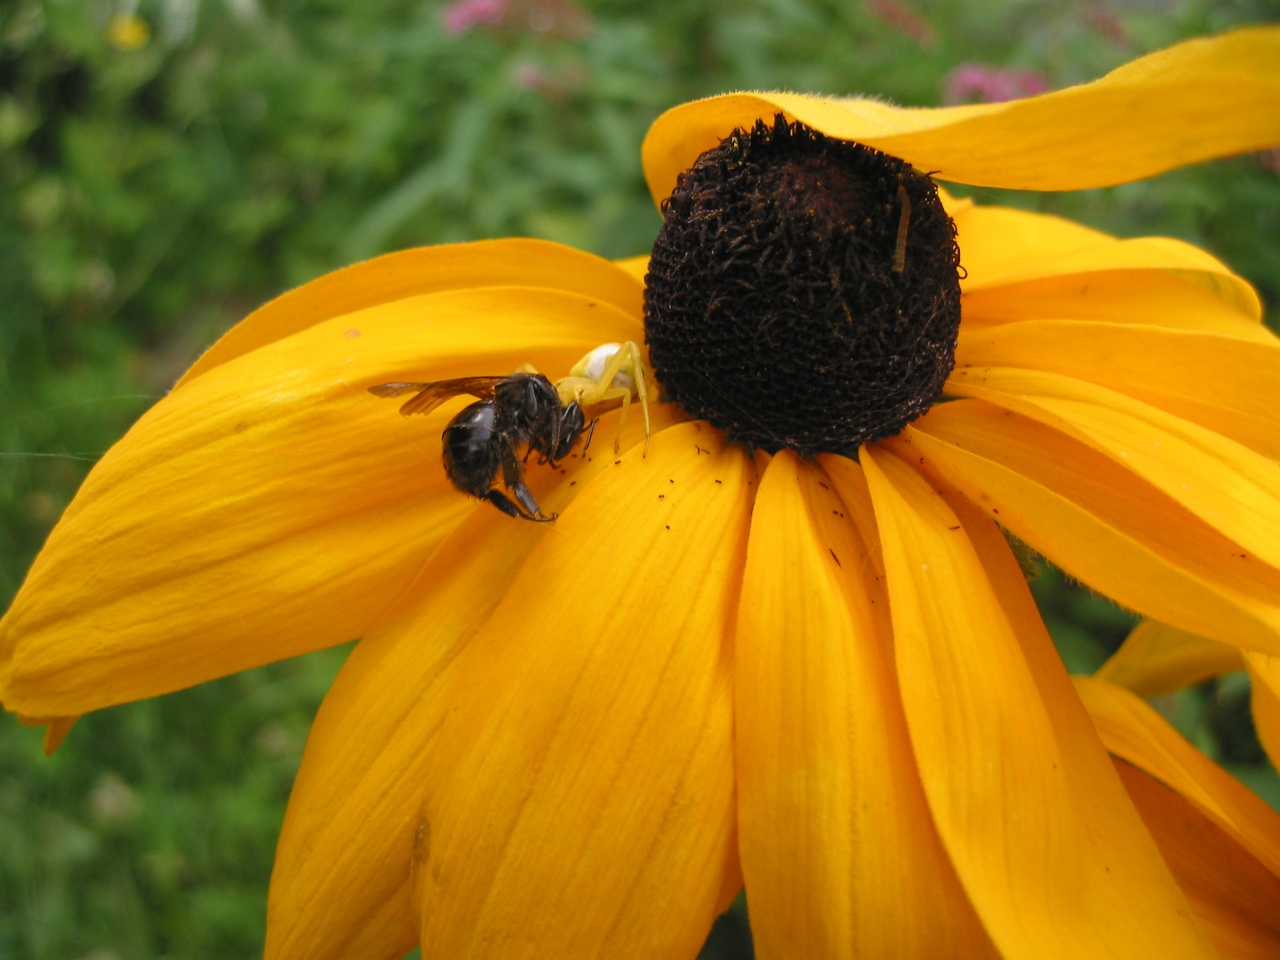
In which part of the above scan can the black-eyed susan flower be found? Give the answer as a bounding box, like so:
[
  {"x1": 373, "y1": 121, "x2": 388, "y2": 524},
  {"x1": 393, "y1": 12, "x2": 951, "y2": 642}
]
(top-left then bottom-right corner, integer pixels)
[{"x1": 4, "y1": 26, "x2": 1280, "y2": 959}]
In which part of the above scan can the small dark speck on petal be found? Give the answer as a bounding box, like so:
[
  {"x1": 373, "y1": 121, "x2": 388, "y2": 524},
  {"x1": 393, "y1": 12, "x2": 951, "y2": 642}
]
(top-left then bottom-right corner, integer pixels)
[
  {"x1": 344, "y1": 328, "x2": 361, "y2": 339},
  {"x1": 948, "y1": 525, "x2": 961, "y2": 531},
  {"x1": 829, "y1": 548, "x2": 841, "y2": 567}
]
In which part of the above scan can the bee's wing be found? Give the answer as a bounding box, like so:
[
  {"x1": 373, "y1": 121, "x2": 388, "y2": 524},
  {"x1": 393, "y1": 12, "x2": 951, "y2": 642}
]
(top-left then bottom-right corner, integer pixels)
[{"x1": 368, "y1": 376, "x2": 504, "y2": 417}]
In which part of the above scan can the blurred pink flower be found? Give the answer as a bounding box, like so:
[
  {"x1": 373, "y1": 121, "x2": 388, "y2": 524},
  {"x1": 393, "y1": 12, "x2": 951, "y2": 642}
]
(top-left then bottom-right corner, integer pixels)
[
  {"x1": 865, "y1": 0, "x2": 935, "y2": 47},
  {"x1": 945, "y1": 62, "x2": 1050, "y2": 104},
  {"x1": 1086, "y1": 7, "x2": 1130, "y2": 46},
  {"x1": 511, "y1": 61, "x2": 548, "y2": 90},
  {"x1": 510, "y1": 59, "x2": 587, "y2": 99},
  {"x1": 441, "y1": 0, "x2": 508, "y2": 36}
]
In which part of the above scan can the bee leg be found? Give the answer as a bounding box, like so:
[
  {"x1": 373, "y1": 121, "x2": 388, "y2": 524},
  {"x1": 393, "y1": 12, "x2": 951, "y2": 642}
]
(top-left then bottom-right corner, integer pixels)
[
  {"x1": 481, "y1": 488, "x2": 529, "y2": 520},
  {"x1": 502, "y1": 483, "x2": 556, "y2": 522},
  {"x1": 548, "y1": 402, "x2": 587, "y2": 462},
  {"x1": 498, "y1": 448, "x2": 555, "y2": 521}
]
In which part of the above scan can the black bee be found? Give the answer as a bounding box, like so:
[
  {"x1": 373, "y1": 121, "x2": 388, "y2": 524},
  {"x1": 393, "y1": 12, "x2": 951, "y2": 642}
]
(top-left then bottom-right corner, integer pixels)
[{"x1": 369, "y1": 372, "x2": 590, "y2": 521}]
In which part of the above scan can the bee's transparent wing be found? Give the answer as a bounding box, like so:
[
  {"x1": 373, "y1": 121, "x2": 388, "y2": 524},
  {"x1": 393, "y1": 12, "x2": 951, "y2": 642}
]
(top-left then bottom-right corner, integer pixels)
[{"x1": 368, "y1": 376, "x2": 505, "y2": 417}]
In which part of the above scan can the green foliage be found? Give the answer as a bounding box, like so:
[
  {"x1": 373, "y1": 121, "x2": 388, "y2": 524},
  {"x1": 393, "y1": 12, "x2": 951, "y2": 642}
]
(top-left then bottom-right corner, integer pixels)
[
  {"x1": 0, "y1": 645, "x2": 348, "y2": 959},
  {"x1": 2, "y1": 0, "x2": 1278, "y2": 956}
]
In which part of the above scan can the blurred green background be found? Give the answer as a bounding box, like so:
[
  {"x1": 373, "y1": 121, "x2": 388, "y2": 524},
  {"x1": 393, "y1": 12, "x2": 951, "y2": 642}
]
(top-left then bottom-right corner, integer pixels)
[{"x1": 2, "y1": 1, "x2": 1278, "y2": 957}]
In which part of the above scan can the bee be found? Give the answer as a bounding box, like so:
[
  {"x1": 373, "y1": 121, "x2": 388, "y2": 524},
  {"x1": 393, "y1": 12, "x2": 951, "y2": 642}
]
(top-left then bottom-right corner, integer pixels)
[
  {"x1": 369, "y1": 372, "x2": 588, "y2": 521},
  {"x1": 370, "y1": 340, "x2": 653, "y2": 522}
]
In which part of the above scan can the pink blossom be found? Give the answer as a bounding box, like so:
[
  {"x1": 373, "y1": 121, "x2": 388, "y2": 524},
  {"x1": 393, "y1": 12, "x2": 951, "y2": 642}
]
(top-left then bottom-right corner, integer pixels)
[
  {"x1": 441, "y1": 0, "x2": 508, "y2": 36},
  {"x1": 1259, "y1": 147, "x2": 1280, "y2": 176},
  {"x1": 866, "y1": 0, "x2": 936, "y2": 48},
  {"x1": 944, "y1": 62, "x2": 1051, "y2": 104},
  {"x1": 511, "y1": 61, "x2": 549, "y2": 90}
]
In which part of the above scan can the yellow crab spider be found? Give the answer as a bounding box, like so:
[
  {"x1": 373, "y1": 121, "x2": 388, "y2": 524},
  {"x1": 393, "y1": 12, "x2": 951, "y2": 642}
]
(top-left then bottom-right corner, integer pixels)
[{"x1": 554, "y1": 340, "x2": 653, "y2": 456}]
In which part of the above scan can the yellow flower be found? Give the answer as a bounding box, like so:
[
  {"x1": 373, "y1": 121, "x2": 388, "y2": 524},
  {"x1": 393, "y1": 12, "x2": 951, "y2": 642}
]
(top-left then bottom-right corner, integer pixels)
[
  {"x1": 5, "y1": 26, "x2": 1280, "y2": 959},
  {"x1": 106, "y1": 13, "x2": 151, "y2": 51}
]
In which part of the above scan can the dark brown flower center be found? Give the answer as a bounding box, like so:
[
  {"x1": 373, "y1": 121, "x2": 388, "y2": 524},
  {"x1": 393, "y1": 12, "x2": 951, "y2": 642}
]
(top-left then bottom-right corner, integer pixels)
[{"x1": 643, "y1": 114, "x2": 962, "y2": 456}]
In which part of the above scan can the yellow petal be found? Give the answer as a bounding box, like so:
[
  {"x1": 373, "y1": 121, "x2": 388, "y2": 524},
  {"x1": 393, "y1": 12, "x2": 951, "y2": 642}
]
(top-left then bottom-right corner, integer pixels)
[
  {"x1": 947, "y1": 367, "x2": 1280, "y2": 571},
  {"x1": 266, "y1": 404, "x2": 677, "y2": 960},
  {"x1": 14, "y1": 712, "x2": 78, "y2": 755},
  {"x1": 1, "y1": 286, "x2": 641, "y2": 716},
  {"x1": 952, "y1": 204, "x2": 1262, "y2": 324},
  {"x1": 1243, "y1": 651, "x2": 1280, "y2": 772},
  {"x1": 1113, "y1": 759, "x2": 1280, "y2": 960},
  {"x1": 963, "y1": 268, "x2": 1270, "y2": 342},
  {"x1": 955, "y1": 322, "x2": 1280, "y2": 460},
  {"x1": 1091, "y1": 623, "x2": 1280, "y2": 773},
  {"x1": 902, "y1": 403, "x2": 1280, "y2": 655},
  {"x1": 268, "y1": 509, "x2": 556, "y2": 959},
  {"x1": 643, "y1": 28, "x2": 1280, "y2": 200},
  {"x1": 613, "y1": 254, "x2": 650, "y2": 284},
  {"x1": 735, "y1": 451, "x2": 992, "y2": 960},
  {"x1": 415, "y1": 421, "x2": 751, "y2": 958},
  {"x1": 861, "y1": 444, "x2": 1214, "y2": 959},
  {"x1": 178, "y1": 239, "x2": 644, "y2": 386},
  {"x1": 952, "y1": 202, "x2": 1112, "y2": 289},
  {"x1": 1097, "y1": 620, "x2": 1244, "y2": 698},
  {"x1": 268, "y1": 510, "x2": 532, "y2": 960},
  {"x1": 1075, "y1": 675, "x2": 1280, "y2": 879}
]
